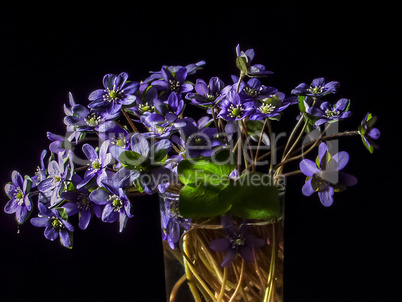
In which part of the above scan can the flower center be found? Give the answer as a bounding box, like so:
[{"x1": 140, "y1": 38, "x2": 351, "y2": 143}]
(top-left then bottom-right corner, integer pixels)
[
  {"x1": 84, "y1": 113, "x2": 102, "y2": 127},
  {"x1": 103, "y1": 87, "x2": 124, "y2": 102},
  {"x1": 108, "y1": 194, "x2": 123, "y2": 212},
  {"x1": 324, "y1": 108, "x2": 340, "y2": 118},
  {"x1": 258, "y1": 103, "x2": 276, "y2": 114},
  {"x1": 168, "y1": 80, "x2": 181, "y2": 92},
  {"x1": 230, "y1": 235, "x2": 245, "y2": 248},
  {"x1": 92, "y1": 160, "x2": 101, "y2": 170},
  {"x1": 167, "y1": 200, "x2": 182, "y2": 220},
  {"x1": 54, "y1": 176, "x2": 62, "y2": 183},
  {"x1": 308, "y1": 86, "x2": 324, "y2": 95},
  {"x1": 77, "y1": 194, "x2": 92, "y2": 211},
  {"x1": 138, "y1": 102, "x2": 154, "y2": 114},
  {"x1": 51, "y1": 218, "x2": 64, "y2": 229},
  {"x1": 14, "y1": 187, "x2": 24, "y2": 205},
  {"x1": 228, "y1": 104, "x2": 244, "y2": 118},
  {"x1": 244, "y1": 87, "x2": 260, "y2": 97},
  {"x1": 112, "y1": 134, "x2": 128, "y2": 148}
]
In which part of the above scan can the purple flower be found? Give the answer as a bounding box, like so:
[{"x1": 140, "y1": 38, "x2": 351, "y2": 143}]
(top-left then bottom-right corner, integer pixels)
[
  {"x1": 172, "y1": 116, "x2": 224, "y2": 158},
  {"x1": 61, "y1": 174, "x2": 102, "y2": 230},
  {"x1": 236, "y1": 44, "x2": 273, "y2": 77},
  {"x1": 128, "y1": 86, "x2": 158, "y2": 120},
  {"x1": 30, "y1": 203, "x2": 74, "y2": 248},
  {"x1": 217, "y1": 90, "x2": 254, "y2": 121},
  {"x1": 185, "y1": 77, "x2": 230, "y2": 107},
  {"x1": 358, "y1": 112, "x2": 380, "y2": 153},
  {"x1": 111, "y1": 133, "x2": 173, "y2": 194},
  {"x1": 160, "y1": 193, "x2": 191, "y2": 249},
  {"x1": 88, "y1": 72, "x2": 139, "y2": 115},
  {"x1": 235, "y1": 77, "x2": 278, "y2": 101},
  {"x1": 38, "y1": 156, "x2": 71, "y2": 206},
  {"x1": 89, "y1": 180, "x2": 133, "y2": 232},
  {"x1": 291, "y1": 77, "x2": 340, "y2": 97},
  {"x1": 209, "y1": 216, "x2": 266, "y2": 267},
  {"x1": 307, "y1": 98, "x2": 352, "y2": 126},
  {"x1": 64, "y1": 104, "x2": 119, "y2": 133},
  {"x1": 299, "y1": 142, "x2": 357, "y2": 207},
  {"x1": 31, "y1": 150, "x2": 47, "y2": 188},
  {"x1": 4, "y1": 171, "x2": 33, "y2": 224},
  {"x1": 249, "y1": 92, "x2": 298, "y2": 120},
  {"x1": 146, "y1": 92, "x2": 185, "y2": 125},
  {"x1": 78, "y1": 140, "x2": 112, "y2": 189},
  {"x1": 143, "y1": 61, "x2": 205, "y2": 83},
  {"x1": 151, "y1": 66, "x2": 193, "y2": 95}
]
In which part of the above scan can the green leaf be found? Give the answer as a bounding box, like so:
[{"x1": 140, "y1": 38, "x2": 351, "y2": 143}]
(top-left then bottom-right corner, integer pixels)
[
  {"x1": 179, "y1": 183, "x2": 231, "y2": 218},
  {"x1": 178, "y1": 149, "x2": 236, "y2": 186},
  {"x1": 298, "y1": 95, "x2": 306, "y2": 113},
  {"x1": 236, "y1": 56, "x2": 248, "y2": 75},
  {"x1": 218, "y1": 172, "x2": 282, "y2": 220},
  {"x1": 57, "y1": 208, "x2": 69, "y2": 221},
  {"x1": 119, "y1": 151, "x2": 146, "y2": 170}
]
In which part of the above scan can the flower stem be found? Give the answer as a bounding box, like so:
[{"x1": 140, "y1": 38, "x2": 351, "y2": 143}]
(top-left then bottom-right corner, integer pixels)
[
  {"x1": 169, "y1": 274, "x2": 187, "y2": 302},
  {"x1": 120, "y1": 108, "x2": 139, "y2": 133},
  {"x1": 229, "y1": 259, "x2": 245, "y2": 302}
]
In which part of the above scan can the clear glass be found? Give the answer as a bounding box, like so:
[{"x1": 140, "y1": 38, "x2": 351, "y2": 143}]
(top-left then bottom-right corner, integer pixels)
[{"x1": 159, "y1": 191, "x2": 284, "y2": 302}]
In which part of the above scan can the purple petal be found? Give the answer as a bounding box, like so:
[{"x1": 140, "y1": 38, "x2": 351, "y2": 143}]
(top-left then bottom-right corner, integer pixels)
[
  {"x1": 318, "y1": 186, "x2": 334, "y2": 207},
  {"x1": 221, "y1": 249, "x2": 237, "y2": 267},
  {"x1": 239, "y1": 245, "x2": 254, "y2": 262},
  {"x1": 195, "y1": 79, "x2": 208, "y2": 95},
  {"x1": 15, "y1": 207, "x2": 28, "y2": 224},
  {"x1": 368, "y1": 128, "x2": 380, "y2": 140},
  {"x1": 338, "y1": 172, "x2": 358, "y2": 187},
  {"x1": 89, "y1": 89, "x2": 105, "y2": 101},
  {"x1": 312, "y1": 77, "x2": 325, "y2": 87},
  {"x1": 130, "y1": 134, "x2": 150, "y2": 157},
  {"x1": 82, "y1": 144, "x2": 98, "y2": 161},
  {"x1": 299, "y1": 159, "x2": 319, "y2": 177},
  {"x1": 102, "y1": 204, "x2": 119, "y2": 223},
  {"x1": 11, "y1": 171, "x2": 24, "y2": 189},
  {"x1": 44, "y1": 226, "x2": 58, "y2": 241},
  {"x1": 302, "y1": 179, "x2": 315, "y2": 196},
  {"x1": 62, "y1": 202, "x2": 79, "y2": 216},
  {"x1": 334, "y1": 98, "x2": 349, "y2": 111},
  {"x1": 31, "y1": 217, "x2": 50, "y2": 227},
  {"x1": 89, "y1": 189, "x2": 111, "y2": 205},
  {"x1": 79, "y1": 210, "x2": 91, "y2": 230},
  {"x1": 4, "y1": 199, "x2": 18, "y2": 214},
  {"x1": 174, "y1": 67, "x2": 187, "y2": 83},
  {"x1": 209, "y1": 238, "x2": 231, "y2": 252},
  {"x1": 318, "y1": 142, "x2": 329, "y2": 164},
  {"x1": 59, "y1": 229, "x2": 71, "y2": 248},
  {"x1": 328, "y1": 151, "x2": 349, "y2": 171}
]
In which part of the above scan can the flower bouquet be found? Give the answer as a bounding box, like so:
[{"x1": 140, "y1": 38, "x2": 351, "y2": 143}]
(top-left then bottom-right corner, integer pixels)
[{"x1": 4, "y1": 45, "x2": 380, "y2": 301}]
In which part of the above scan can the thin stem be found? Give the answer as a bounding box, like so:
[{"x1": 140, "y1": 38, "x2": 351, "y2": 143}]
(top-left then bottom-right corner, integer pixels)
[
  {"x1": 281, "y1": 115, "x2": 304, "y2": 159},
  {"x1": 169, "y1": 274, "x2": 187, "y2": 302},
  {"x1": 274, "y1": 124, "x2": 330, "y2": 170},
  {"x1": 229, "y1": 259, "x2": 245, "y2": 302},
  {"x1": 263, "y1": 221, "x2": 277, "y2": 302},
  {"x1": 217, "y1": 267, "x2": 228, "y2": 302},
  {"x1": 121, "y1": 108, "x2": 139, "y2": 133},
  {"x1": 266, "y1": 119, "x2": 274, "y2": 175},
  {"x1": 253, "y1": 118, "x2": 268, "y2": 172},
  {"x1": 281, "y1": 170, "x2": 302, "y2": 178},
  {"x1": 288, "y1": 130, "x2": 359, "y2": 158}
]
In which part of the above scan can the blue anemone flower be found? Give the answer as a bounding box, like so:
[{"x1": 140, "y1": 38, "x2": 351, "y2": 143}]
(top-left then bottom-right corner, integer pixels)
[{"x1": 88, "y1": 72, "x2": 139, "y2": 115}]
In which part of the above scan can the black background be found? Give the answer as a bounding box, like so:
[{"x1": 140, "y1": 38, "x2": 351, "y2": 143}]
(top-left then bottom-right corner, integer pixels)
[{"x1": 1, "y1": 4, "x2": 401, "y2": 302}]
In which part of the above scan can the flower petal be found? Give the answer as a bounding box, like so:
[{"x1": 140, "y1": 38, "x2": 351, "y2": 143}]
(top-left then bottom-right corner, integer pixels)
[
  {"x1": 302, "y1": 179, "x2": 315, "y2": 196},
  {"x1": 318, "y1": 186, "x2": 334, "y2": 207},
  {"x1": 209, "y1": 238, "x2": 231, "y2": 252},
  {"x1": 299, "y1": 159, "x2": 319, "y2": 177}
]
